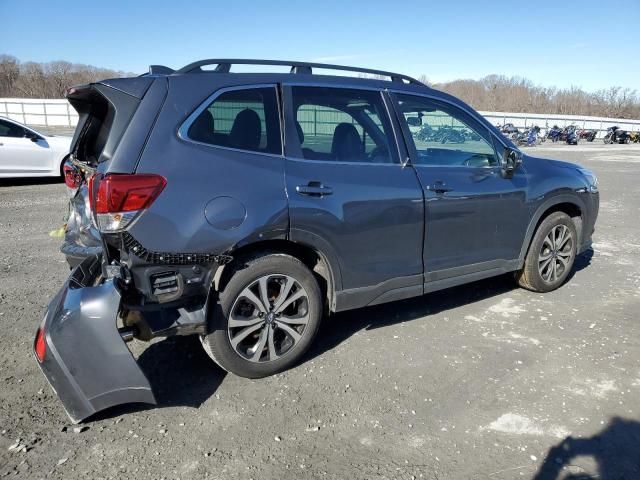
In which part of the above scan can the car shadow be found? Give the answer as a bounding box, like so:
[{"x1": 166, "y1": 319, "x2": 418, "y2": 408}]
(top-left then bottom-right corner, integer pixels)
[
  {"x1": 533, "y1": 417, "x2": 640, "y2": 479},
  {"x1": 0, "y1": 177, "x2": 62, "y2": 187},
  {"x1": 567, "y1": 247, "x2": 593, "y2": 281},
  {"x1": 304, "y1": 249, "x2": 593, "y2": 365},
  {"x1": 136, "y1": 335, "x2": 226, "y2": 408},
  {"x1": 87, "y1": 250, "x2": 594, "y2": 421},
  {"x1": 88, "y1": 336, "x2": 226, "y2": 422}
]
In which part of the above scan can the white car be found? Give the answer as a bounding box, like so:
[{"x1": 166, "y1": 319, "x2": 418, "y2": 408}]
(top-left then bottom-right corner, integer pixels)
[{"x1": 0, "y1": 117, "x2": 71, "y2": 178}]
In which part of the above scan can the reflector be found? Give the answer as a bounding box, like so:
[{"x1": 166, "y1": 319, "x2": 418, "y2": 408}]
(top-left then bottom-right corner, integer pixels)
[{"x1": 34, "y1": 328, "x2": 46, "y2": 363}]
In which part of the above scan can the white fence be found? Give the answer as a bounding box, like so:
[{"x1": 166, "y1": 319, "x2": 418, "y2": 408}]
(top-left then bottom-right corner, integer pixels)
[
  {"x1": 2, "y1": 98, "x2": 639, "y2": 137},
  {"x1": 0, "y1": 98, "x2": 78, "y2": 127}
]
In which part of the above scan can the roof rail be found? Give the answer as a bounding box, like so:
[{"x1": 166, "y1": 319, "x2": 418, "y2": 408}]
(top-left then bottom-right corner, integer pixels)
[{"x1": 174, "y1": 59, "x2": 424, "y2": 85}]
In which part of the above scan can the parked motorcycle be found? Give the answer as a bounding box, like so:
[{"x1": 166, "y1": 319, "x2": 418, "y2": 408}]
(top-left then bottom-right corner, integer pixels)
[
  {"x1": 415, "y1": 124, "x2": 435, "y2": 142},
  {"x1": 515, "y1": 126, "x2": 543, "y2": 146},
  {"x1": 562, "y1": 125, "x2": 579, "y2": 145},
  {"x1": 434, "y1": 126, "x2": 465, "y2": 144},
  {"x1": 500, "y1": 123, "x2": 519, "y2": 137},
  {"x1": 547, "y1": 125, "x2": 563, "y2": 142},
  {"x1": 603, "y1": 126, "x2": 630, "y2": 144},
  {"x1": 577, "y1": 129, "x2": 598, "y2": 142},
  {"x1": 462, "y1": 128, "x2": 481, "y2": 142}
]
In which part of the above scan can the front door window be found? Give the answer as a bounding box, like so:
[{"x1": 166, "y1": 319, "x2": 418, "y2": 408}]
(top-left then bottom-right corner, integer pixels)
[{"x1": 395, "y1": 94, "x2": 499, "y2": 168}]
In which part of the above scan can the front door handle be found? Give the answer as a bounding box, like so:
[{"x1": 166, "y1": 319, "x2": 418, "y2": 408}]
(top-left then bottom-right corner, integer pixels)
[
  {"x1": 427, "y1": 181, "x2": 453, "y2": 194},
  {"x1": 296, "y1": 182, "x2": 333, "y2": 197}
]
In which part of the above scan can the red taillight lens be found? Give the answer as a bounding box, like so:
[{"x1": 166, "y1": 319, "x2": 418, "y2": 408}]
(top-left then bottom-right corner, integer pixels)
[
  {"x1": 34, "y1": 328, "x2": 46, "y2": 363},
  {"x1": 63, "y1": 163, "x2": 82, "y2": 189},
  {"x1": 87, "y1": 173, "x2": 97, "y2": 212},
  {"x1": 95, "y1": 174, "x2": 167, "y2": 214}
]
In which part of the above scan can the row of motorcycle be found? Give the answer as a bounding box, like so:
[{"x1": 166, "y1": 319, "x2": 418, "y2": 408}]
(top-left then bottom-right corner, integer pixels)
[
  {"x1": 499, "y1": 124, "x2": 640, "y2": 146},
  {"x1": 414, "y1": 124, "x2": 482, "y2": 143}
]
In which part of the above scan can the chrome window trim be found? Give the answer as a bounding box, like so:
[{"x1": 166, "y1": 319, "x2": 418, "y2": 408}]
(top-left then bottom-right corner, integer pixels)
[
  {"x1": 283, "y1": 83, "x2": 402, "y2": 165},
  {"x1": 286, "y1": 156, "x2": 402, "y2": 167},
  {"x1": 412, "y1": 163, "x2": 501, "y2": 170},
  {"x1": 177, "y1": 83, "x2": 284, "y2": 157},
  {"x1": 283, "y1": 81, "x2": 389, "y2": 91}
]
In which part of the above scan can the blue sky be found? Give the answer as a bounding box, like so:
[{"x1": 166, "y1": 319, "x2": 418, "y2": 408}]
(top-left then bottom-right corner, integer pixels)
[{"x1": 2, "y1": 0, "x2": 638, "y2": 91}]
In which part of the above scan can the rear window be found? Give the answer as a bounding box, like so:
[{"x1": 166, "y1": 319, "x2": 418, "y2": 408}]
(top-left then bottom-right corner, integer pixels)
[{"x1": 187, "y1": 87, "x2": 282, "y2": 155}]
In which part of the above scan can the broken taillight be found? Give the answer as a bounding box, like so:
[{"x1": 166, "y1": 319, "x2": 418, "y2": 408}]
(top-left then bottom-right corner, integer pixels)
[
  {"x1": 34, "y1": 328, "x2": 46, "y2": 363},
  {"x1": 91, "y1": 173, "x2": 166, "y2": 232},
  {"x1": 63, "y1": 163, "x2": 82, "y2": 190}
]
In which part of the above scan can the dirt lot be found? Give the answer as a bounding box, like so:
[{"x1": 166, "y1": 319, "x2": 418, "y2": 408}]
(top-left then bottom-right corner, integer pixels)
[{"x1": 0, "y1": 142, "x2": 639, "y2": 479}]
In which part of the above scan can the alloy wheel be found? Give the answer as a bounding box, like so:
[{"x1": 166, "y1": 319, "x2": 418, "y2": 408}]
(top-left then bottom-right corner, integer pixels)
[
  {"x1": 538, "y1": 225, "x2": 574, "y2": 283},
  {"x1": 227, "y1": 274, "x2": 310, "y2": 363}
]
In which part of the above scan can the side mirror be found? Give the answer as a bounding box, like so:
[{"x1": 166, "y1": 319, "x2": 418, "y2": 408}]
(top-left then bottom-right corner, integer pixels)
[
  {"x1": 502, "y1": 147, "x2": 522, "y2": 178},
  {"x1": 407, "y1": 116, "x2": 422, "y2": 127},
  {"x1": 25, "y1": 131, "x2": 40, "y2": 142}
]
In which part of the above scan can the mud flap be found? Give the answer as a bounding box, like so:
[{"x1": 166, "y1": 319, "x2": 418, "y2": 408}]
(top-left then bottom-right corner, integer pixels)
[{"x1": 35, "y1": 256, "x2": 156, "y2": 423}]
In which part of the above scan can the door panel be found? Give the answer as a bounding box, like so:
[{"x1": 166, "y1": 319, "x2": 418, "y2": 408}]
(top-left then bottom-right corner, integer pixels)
[
  {"x1": 283, "y1": 86, "x2": 424, "y2": 301},
  {"x1": 0, "y1": 137, "x2": 52, "y2": 174},
  {"x1": 286, "y1": 160, "x2": 424, "y2": 289},
  {"x1": 417, "y1": 164, "x2": 527, "y2": 279},
  {"x1": 392, "y1": 93, "x2": 529, "y2": 281}
]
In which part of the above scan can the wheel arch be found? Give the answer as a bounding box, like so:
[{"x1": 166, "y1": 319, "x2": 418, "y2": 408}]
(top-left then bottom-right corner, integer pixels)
[
  {"x1": 215, "y1": 237, "x2": 341, "y2": 313},
  {"x1": 59, "y1": 153, "x2": 71, "y2": 177},
  {"x1": 518, "y1": 195, "x2": 585, "y2": 266}
]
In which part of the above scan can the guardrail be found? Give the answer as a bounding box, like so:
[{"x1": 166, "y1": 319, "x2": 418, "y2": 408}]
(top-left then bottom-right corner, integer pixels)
[{"x1": 2, "y1": 98, "x2": 639, "y2": 137}]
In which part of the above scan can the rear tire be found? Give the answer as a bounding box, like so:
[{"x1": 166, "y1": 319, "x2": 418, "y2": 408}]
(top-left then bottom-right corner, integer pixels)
[
  {"x1": 516, "y1": 212, "x2": 577, "y2": 293},
  {"x1": 202, "y1": 253, "x2": 322, "y2": 378}
]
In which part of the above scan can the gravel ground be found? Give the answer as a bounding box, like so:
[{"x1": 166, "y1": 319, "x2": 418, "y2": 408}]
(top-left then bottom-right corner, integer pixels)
[{"x1": 0, "y1": 142, "x2": 639, "y2": 479}]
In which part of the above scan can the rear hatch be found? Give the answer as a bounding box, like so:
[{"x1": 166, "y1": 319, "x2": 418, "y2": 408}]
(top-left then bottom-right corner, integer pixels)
[
  {"x1": 61, "y1": 76, "x2": 167, "y2": 266},
  {"x1": 67, "y1": 76, "x2": 158, "y2": 170}
]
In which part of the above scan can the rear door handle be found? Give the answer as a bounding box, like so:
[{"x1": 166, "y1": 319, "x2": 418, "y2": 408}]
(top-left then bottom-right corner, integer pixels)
[
  {"x1": 427, "y1": 181, "x2": 453, "y2": 194},
  {"x1": 296, "y1": 182, "x2": 333, "y2": 197}
]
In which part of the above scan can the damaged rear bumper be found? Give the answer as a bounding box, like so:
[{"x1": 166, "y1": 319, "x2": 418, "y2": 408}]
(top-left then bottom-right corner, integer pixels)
[{"x1": 34, "y1": 255, "x2": 156, "y2": 423}]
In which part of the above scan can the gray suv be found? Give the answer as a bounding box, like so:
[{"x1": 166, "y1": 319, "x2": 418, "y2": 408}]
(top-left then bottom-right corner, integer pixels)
[{"x1": 35, "y1": 60, "x2": 599, "y2": 422}]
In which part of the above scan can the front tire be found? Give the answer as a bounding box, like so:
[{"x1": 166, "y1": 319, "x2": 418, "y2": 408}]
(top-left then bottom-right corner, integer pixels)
[
  {"x1": 202, "y1": 253, "x2": 322, "y2": 378},
  {"x1": 516, "y1": 212, "x2": 577, "y2": 292}
]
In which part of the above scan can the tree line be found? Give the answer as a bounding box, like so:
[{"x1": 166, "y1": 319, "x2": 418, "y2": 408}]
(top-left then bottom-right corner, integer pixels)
[
  {"x1": 1, "y1": 55, "x2": 638, "y2": 119},
  {"x1": 420, "y1": 74, "x2": 640, "y2": 120},
  {"x1": 0, "y1": 55, "x2": 131, "y2": 99}
]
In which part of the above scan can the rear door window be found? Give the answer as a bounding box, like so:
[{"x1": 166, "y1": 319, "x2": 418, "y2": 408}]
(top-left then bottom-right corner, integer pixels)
[
  {"x1": 291, "y1": 86, "x2": 398, "y2": 164},
  {"x1": 187, "y1": 86, "x2": 282, "y2": 155}
]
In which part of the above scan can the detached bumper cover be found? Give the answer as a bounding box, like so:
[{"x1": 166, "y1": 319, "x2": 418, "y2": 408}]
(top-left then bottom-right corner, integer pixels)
[
  {"x1": 35, "y1": 256, "x2": 156, "y2": 423},
  {"x1": 61, "y1": 182, "x2": 103, "y2": 268}
]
